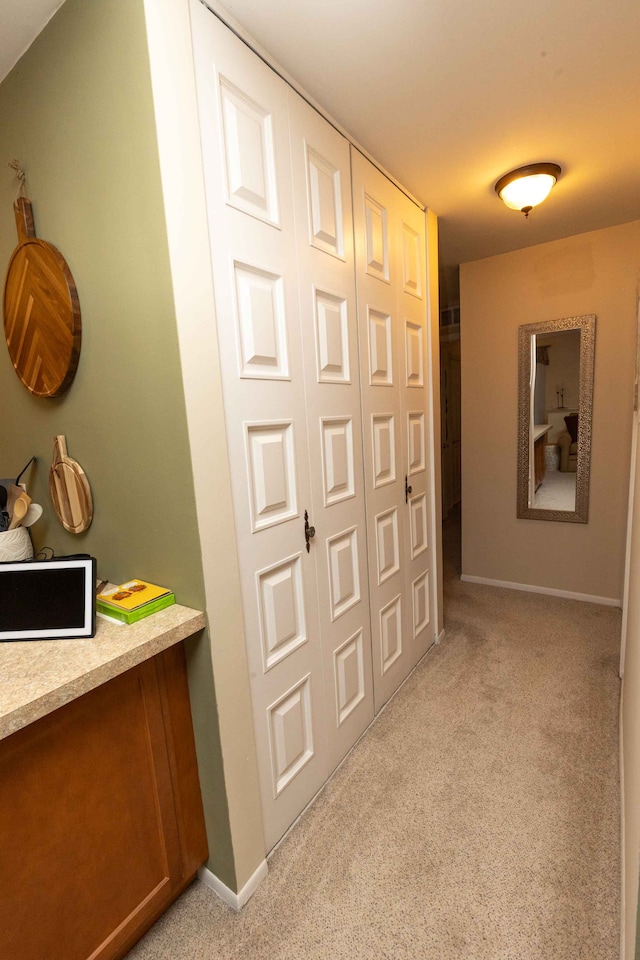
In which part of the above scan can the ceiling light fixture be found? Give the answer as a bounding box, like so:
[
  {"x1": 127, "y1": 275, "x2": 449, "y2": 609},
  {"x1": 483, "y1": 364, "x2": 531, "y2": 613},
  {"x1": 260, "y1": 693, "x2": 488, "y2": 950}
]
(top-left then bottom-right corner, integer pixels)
[{"x1": 495, "y1": 163, "x2": 561, "y2": 218}]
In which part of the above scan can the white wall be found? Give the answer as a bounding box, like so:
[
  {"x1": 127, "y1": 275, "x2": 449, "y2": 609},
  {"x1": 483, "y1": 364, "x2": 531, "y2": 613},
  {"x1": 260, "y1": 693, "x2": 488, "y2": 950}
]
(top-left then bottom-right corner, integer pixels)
[
  {"x1": 461, "y1": 220, "x2": 640, "y2": 603},
  {"x1": 622, "y1": 401, "x2": 640, "y2": 955}
]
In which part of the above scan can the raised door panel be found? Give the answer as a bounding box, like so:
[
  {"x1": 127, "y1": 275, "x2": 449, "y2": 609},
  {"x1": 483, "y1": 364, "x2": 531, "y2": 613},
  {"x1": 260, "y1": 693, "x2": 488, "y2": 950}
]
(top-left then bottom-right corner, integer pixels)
[
  {"x1": 375, "y1": 506, "x2": 400, "y2": 584},
  {"x1": 351, "y1": 149, "x2": 413, "y2": 712},
  {"x1": 218, "y1": 76, "x2": 279, "y2": 225},
  {"x1": 368, "y1": 307, "x2": 394, "y2": 386},
  {"x1": 333, "y1": 629, "x2": 367, "y2": 726},
  {"x1": 321, "y1": 417, "x2": 355, "y2": 505},
  {"x1": 408, "y1": 411, "x2": 426, "y2": 476},
  {"x1": 191, "y1": 6, "x2": 329, "y2": 852},
  {"x1": 402, "y1": 222, "x2": 423, "y2": 299},
  {"x1": 372, "y1": 413, "x2": 397, "y2": 488},
  {"x1": 288, "y1": 92, "x2": 375, "y2": 770},
  {"x1": 305, "y1": 146, "x2": 344, "y2": 259},
  {"x1": 409, "y1": 492, "x2": 429, "y2": 559},
  {"x1": 380, "y1": 594, "x2": 403, "y2": 675},
  {"x1": 314, "y1": 290, "x2": 350, "y2": 383},
  {"x1": 257, "y1": 553, "x2": 307, "y2": 671},
  {"x1": 245, "y1": 420, "x2": 298, "y2": 531},
  {"x1": 234, "y1": 262, "x2": 289, "y2": 379},
  {"x1": 405, "y1": 320, "x2": 425, "y2": 388},
  {"x1": 412, "y1": 571, "x2": 430, "y2": 640},
  {"x1": 364, "y1": 193, "x2": 389, "y2": 283},
  {"x1": 268, "y1": 675, "x2": 315, "y2": 796},
  {"x1": 327, "y1": 525, "x2": 361, "y2": 620}
]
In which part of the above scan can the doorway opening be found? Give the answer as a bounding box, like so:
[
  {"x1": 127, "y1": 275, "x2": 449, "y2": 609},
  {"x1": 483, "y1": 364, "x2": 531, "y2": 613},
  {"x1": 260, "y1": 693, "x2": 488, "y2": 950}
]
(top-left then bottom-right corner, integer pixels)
[{"x1": 440, "y1": 300, "x2": 461, "y2": 579}]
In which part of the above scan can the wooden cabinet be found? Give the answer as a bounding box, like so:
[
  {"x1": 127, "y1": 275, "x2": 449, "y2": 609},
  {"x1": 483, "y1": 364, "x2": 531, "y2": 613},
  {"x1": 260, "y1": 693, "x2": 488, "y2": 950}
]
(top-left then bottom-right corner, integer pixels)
[
  {"x1": 0, "y1": 643, "x2": 207, "y2": 960},
  {"x1": 534, "y1": 434, "x2": 546, "y2": 490}
]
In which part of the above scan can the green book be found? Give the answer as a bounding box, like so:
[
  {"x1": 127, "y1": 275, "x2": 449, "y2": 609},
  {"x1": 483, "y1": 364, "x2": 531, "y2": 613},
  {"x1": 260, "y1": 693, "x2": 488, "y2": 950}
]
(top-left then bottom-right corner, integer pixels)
[{"x1": 96, "y1": 592, "x2": 175, "y2": 625}]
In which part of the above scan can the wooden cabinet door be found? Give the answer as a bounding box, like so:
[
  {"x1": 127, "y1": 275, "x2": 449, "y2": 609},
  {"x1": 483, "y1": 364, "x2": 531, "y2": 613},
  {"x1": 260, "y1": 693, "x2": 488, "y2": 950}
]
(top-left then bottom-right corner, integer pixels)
[{"x1": 0, "y1": 647, "x2": 206, "y2": 960}]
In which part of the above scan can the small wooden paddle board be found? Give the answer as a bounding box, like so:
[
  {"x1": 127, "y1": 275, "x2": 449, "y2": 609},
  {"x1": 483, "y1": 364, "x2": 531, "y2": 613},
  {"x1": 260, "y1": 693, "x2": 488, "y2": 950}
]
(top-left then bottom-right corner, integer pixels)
[{"x1": 49, "y1": 435, "x2": 93, "y2": 534}]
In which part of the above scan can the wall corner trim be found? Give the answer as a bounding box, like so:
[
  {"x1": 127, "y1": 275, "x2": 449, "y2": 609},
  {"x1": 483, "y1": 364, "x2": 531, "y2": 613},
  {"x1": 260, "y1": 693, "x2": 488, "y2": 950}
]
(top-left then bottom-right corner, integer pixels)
[
  {"x1": 436, "y1": 628, "x2": 446, "y2": 645},
  {"x1": 459, "y1": 574, "x2": 621, "y2": 607},
  {"x1": 198, "y1": 859, "x2": 268, "y2": 911}
]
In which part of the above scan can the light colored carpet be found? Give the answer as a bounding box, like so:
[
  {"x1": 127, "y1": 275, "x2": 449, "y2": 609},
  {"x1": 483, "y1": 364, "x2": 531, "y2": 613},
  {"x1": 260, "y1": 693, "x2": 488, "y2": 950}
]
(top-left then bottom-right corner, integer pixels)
[
  {"x1": 533, "y1": 470, "x2": 577, "y2": 511},
  {"x1": 126, "y1": 506, "x2": 620, "y2": 959}
]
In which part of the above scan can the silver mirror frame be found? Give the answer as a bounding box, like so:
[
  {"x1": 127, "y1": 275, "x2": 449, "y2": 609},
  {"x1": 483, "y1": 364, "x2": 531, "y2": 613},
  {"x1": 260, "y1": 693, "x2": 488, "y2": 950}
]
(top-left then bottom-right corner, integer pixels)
[{"x1": 517, "y1": 314, "x2": 596, "y2": 523}]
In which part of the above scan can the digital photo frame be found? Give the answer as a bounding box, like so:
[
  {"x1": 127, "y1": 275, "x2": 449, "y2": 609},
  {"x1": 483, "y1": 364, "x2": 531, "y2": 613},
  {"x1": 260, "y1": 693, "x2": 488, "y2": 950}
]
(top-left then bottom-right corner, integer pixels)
[{"x1": 0, "y1": 555, "x2": 96, "y2": 641}]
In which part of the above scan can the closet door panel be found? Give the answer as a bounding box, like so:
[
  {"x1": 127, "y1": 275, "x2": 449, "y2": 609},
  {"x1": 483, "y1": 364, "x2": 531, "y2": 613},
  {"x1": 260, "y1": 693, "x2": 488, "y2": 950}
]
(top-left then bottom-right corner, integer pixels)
[
  {"x1": 217, "y1": 75, "x2": 280, "y2": 226},
  {"x1": 397, "y1": 196, "x2": 434, "y2": 668},
  {"x1": 287, "y1": 93, "x2": 375, "y2": 769},
  {"x1": 351, "y1": 151, "x2": 413, "y2": 711},
  {"x1": 191, "y1": 5, "x2": 329, "y2": 852},
  {"x1": 191, "y1": 1, "x2": 437, "y2": 854}
]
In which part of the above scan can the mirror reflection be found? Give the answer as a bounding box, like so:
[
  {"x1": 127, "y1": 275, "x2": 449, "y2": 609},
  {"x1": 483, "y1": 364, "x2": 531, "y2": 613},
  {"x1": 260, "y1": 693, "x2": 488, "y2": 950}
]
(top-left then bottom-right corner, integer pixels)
[
  {"x1": 531, "y1": 329, "x2": 580, "y2": 511},
  {"x1": 517, "y1": 315, "x2": 596, "y2": 523}
]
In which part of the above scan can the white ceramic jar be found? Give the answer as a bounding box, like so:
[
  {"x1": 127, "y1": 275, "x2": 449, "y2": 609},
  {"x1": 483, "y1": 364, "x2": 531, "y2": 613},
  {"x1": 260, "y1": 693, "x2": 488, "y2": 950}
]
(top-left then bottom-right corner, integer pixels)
[{"x1": 0, "y1": 526, "x2": 34, "y2": 562}]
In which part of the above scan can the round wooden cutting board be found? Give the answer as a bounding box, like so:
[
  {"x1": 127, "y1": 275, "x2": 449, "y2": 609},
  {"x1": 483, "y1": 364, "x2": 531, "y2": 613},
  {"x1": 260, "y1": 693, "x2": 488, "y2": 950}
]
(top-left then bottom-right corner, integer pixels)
[
  {"x1": 3, "y1": 198, "x2": 81, "y2": 398},
  {"x1": 49, "y1": 435, "x2": 93, "y2": 534}
]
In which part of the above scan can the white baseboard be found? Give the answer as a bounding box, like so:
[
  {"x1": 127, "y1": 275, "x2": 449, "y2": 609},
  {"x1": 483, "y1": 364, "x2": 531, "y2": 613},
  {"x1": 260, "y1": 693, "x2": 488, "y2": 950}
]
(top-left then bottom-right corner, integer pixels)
[
  {"x1": 460, "y1": 574, "x2": 621, "y2": 607},
  {"x1": 198, "y1": 858, "x2": 268, "y2": 911},
  {"x1": 436, "y1": 627, "x2": 445, "y2": 645}
]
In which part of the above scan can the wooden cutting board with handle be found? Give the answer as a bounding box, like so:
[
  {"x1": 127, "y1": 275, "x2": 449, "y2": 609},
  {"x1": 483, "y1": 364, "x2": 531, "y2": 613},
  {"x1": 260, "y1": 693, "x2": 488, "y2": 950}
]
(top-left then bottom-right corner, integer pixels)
[
  {"x1": 49, "y1": 435, "x2": 93, "y2": 533},
  {"x1": 3, "y1": 197, "x2": 81, "y2": 398}
]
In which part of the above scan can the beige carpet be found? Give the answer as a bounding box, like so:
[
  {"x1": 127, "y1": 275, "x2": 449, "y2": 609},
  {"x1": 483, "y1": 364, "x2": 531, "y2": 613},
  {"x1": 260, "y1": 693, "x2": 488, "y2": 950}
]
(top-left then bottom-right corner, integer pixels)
[{"x1": 126, "y1": 507, "x2": 621, "y2": 959}]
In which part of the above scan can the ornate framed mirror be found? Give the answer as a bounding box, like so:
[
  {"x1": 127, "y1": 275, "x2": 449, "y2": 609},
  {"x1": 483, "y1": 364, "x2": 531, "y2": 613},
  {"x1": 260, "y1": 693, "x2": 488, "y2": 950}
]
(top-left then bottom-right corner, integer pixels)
[{"x1": 517, "y1": 314, "x2": 596, "y2": 523}]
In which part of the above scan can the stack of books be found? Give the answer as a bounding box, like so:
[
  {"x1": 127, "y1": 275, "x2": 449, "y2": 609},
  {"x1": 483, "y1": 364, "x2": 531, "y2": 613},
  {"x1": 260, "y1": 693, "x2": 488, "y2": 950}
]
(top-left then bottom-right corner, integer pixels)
[{"x1": 96, "y1": 579, "x2": 175, "y2": 624}]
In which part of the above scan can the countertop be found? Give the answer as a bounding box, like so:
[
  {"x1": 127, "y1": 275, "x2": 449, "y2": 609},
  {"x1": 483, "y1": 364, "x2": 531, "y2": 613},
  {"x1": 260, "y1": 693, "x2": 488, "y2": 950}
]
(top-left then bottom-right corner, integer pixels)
[
  {"x1": 0, "y1": 604, "x2": 205, "y2": 740},
  {"x1": 532, "y1": 423, "x2": 552, "y2": 442}
]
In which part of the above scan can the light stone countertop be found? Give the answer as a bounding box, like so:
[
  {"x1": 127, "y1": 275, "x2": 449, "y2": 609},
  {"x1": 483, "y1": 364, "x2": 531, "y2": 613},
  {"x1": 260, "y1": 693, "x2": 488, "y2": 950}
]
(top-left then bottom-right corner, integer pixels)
[
  {"x1": 532, "y1": 423, "x2": 552, "y2": 442},
  {"x1": 0, "y1": 604, "x2": 205, "y2": 741}
]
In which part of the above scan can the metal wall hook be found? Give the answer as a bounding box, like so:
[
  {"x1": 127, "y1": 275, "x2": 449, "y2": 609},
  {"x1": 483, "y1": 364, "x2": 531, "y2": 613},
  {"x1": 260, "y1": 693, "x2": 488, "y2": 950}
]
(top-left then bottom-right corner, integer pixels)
[{"x1": 15, "y1": 455, "x2": 36, "y2": 486}]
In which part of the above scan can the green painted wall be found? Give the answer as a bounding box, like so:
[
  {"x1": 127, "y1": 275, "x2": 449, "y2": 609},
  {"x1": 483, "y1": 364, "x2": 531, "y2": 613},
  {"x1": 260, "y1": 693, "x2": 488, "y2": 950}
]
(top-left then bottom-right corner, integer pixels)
[{"x1": 0, "y1": 0, "x2": 236, "y2": 888}]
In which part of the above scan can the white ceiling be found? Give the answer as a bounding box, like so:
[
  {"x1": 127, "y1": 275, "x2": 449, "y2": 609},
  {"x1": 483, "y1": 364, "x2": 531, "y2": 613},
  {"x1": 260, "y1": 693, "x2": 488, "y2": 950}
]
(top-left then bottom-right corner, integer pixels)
[
  {"x1": 0, "y1": 0, "x2": 64, "y2": 83},
  {"x1": 214, "y1": 0, "x2": 640, "y2": 282},
  {"x1": 3, "y1": 0, "x2": 640, "y2": 293}
]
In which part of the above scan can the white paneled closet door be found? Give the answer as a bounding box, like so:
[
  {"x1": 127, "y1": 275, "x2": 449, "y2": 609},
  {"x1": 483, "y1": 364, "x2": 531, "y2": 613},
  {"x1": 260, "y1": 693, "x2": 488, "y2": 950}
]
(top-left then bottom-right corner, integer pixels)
[
  {"x1": 351, "y1": 149, "x2": 435, "y2": 712},
  {"x1": 287, "y1": 93, "x2": 375, "y2": 774},
  {"x1": 191, "y1": 6, "x2": 328, "y2": 851},
  {"x1": 399, "y1": 191, "x2": 434, "y2": 675},
  {"x1": 190, "y1": 2, "x2": 374, "y2": 852}
]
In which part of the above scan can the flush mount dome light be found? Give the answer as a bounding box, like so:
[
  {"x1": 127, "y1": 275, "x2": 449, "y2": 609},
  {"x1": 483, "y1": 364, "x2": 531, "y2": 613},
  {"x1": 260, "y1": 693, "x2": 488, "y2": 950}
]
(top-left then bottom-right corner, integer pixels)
[{"x1": 495, "y1": 163, "x2": 561, "y2": 218}]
